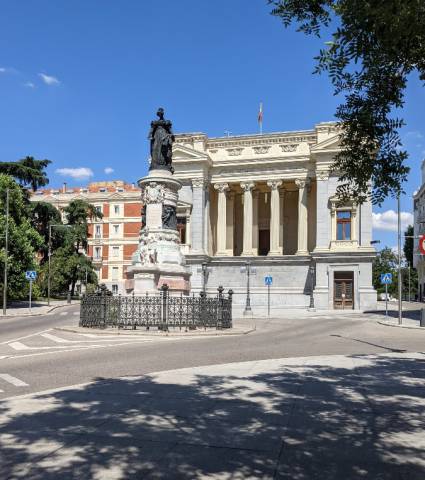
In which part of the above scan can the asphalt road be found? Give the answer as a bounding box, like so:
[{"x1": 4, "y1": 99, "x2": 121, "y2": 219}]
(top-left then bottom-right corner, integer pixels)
[{"x1": 0, "y1": 304, "x2": 424, "y2": 399}]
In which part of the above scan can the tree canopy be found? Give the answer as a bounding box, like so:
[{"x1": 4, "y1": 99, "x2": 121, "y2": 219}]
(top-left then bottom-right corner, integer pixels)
[
  {"x1": 0, "y1": 156, "x2": 51, "y2": 192},
  {"x1": 269, "y1": 0, "x2": 425, "y2": 204}
]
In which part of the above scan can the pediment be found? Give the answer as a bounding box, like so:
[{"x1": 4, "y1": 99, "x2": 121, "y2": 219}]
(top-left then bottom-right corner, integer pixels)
[
  {"x1": 310, "y1": 134, "x2": 341, "y2": 153},
  {"x1": 173, "y1": 144, "x2": 210, "y2": 162}
]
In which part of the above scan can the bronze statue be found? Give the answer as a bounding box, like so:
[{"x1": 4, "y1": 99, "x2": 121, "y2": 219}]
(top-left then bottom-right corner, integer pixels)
[{"x1": 148, "y1": 108, "x2": 174, "y2": 173}]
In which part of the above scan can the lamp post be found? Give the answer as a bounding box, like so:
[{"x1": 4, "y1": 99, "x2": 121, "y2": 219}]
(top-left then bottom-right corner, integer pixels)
[
  {"x1": 48, "y1": 223, "x2": 72, "y2": 306},
  {"x1": 240, "y1": 261, "x2": 256, "y2": 315},
  {"x1": 2, "y1": 188, "x2": 9, "y2": 316},
  {"x1": 308, "y1": 263, "x2": 316, "y2": 310},
  {"x1": 397, "y1": 195, "x2": 402, "y2": 325}
]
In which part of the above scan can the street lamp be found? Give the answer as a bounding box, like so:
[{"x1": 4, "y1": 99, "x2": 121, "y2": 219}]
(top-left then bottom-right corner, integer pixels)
[
  {"x1": 240, "y1": 261, "x2": 256, "y2": 315},
  {"x1": 48, "y1": 223, "x2": 72, "y2": 306},
  {"x1": 196, "y1": 262, "x2": 212, "y2": 294},
  {"x1": 308, "y1": 263, "x2": 316, "y2": 310}
]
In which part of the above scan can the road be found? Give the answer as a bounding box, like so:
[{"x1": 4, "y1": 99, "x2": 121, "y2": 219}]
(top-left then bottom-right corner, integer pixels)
[{"x1": 0, "y1": 303, "x2": 424, "y2": 398}]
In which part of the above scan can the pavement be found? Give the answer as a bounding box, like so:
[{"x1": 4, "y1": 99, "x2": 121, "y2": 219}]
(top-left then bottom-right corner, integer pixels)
[
  {"x1": 2, "y1": 303, "x2": 425, "y2": 478},
  {"x1": 2, "y1": 300, "x2": 73, "y2": 317},
  {"x1": 1, "y1": 351, "x2": 425, "y2": 479}
]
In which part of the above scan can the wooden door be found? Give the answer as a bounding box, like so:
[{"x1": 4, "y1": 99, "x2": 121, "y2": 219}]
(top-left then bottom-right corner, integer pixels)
[{"x1": 334, "y1": 271, "x2": 354, "y2": 309}]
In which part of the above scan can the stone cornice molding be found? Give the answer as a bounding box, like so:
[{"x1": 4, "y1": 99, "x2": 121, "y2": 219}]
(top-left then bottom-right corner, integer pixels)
[
  {"x1": 253, "y1": 146, "x2": 271, "y2": 155},
  {"x1": 213, "y1": 183, "x2": 229, "y2": 193},
  {"x1": 266, "y1": 180, "x2": 283, "y2": 190},
  {"x1": 280, "y1": 144, "x2": 298, "y2": 153},
  {"x1": 207, "y1": 133, "x2": 316, "y2": 150},
  {"x1": 240, "y1": 181, "x2": 255, "y2": 192}
]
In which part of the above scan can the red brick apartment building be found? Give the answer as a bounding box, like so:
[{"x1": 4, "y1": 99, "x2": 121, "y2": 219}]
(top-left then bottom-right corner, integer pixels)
[{"x1": 30, "y1": 181, "x2": 143, "y2": 294}]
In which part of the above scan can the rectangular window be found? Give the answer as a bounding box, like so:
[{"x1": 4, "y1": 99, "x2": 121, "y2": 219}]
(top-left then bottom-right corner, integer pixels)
[
  {"x1": 112, "y1": 224, "x2": 120, "y2": 236},
  {"x1": 112, "y1": 246, "x2": 119, "y2": 258},
  {"x1": 112, "y1": 284, "x2": 118, "y2": 294},
  {"x1": 336, "y1": 211, "x2": 351, "y2": 240},
  {"x1": 112, "y1": 267, "x2": 119, "y2": 281},
  {"x1": 94, "y1": 247, "x2": 101, "y2": 259},
  {"x1": 114, "y1": 205, "x2": 120, "y2": 215},
  {"x1": 95, "y1": 205, "x2": 102, "y2": 214},
  {"x1": 95, "y1": 225, "x2": 101, "y2": 238}
]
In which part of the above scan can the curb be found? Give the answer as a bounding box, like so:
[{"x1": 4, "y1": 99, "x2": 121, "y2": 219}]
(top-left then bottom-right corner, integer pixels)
[
  {"x1": 1, "y1": 302, "x2": 79, "y2": 318},
  {"x1": 55, "y1": 324, "x2": 256, "y2": 337},
  {"x1": 377, "y1": 319, "x2": 425, "y2": 330}
]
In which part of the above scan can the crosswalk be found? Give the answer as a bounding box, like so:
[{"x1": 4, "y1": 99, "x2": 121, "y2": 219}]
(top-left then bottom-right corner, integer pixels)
[{"x1": 0, "y1": 373, "x2": 29, "y2": 392}]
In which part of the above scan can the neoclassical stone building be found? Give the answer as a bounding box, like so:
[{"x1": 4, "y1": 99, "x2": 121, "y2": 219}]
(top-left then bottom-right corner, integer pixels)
[{"x1": 172, "y1": 122, "x2": 377, "y2": 313}]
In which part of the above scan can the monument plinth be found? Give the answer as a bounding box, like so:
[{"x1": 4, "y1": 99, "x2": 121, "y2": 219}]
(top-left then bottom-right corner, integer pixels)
[{"x1": 127, "y1": 109, "x2": 191, "y2": 294}]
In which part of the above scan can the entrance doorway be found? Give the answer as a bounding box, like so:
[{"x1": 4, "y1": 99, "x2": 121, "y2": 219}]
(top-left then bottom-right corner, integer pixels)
[
  {"x1": 259, "y1": 229, "x2": 270, "y2": 256},
  {"x1": 334, "y1": 271, "x2": 354, "y2": 309}
]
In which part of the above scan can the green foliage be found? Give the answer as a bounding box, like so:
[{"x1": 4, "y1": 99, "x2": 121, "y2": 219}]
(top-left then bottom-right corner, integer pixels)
[
  {"x1": 372, "y1": 247, "x2": 398, "y2": 295},
  {"x1": 0, "y1": 156, "x2": 51, "y2": 192},
  {"x1": 0, "y1": 175, "x2": 43, "y2": 303},
  {"x1": 64, "y1": 199, "x2": 103, "y2": 253},
  {"x1": 269, "y1": 0, "x2": 425, "y2": 204},
  {"x1": 30, "y1": 201, "x2": 63, "y2": 263},
  {"x1": 403, "y1": 224, "x2": 414, "y2": 267}
]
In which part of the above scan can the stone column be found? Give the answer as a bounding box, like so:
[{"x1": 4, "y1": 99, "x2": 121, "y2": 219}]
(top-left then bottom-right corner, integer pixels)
[
  {"x1": 214, "y1": 183, "x2": 229, "y2": 256},
  {"x1": 226, "y1": 191, "x2": 235, "y2": 255},
  {"x1": 240, "y1": 182, "x2": 255, "y2": 256},
  {"x1": 279, "y1": 188, "x2": 285, "y2": 253},
  {"x1": 185, "y1": 208, "x2": 191, "y2": 248},
  {"x1": 191, "y1": 179, "x2": 207, "y2": 254},
  {"x1": 314, "y1": 171, "x2": 330, "y2": 251},
  {"x1": 267, "y1": 180, "x2": 282, "y2": 255},
  {"x1": 296, "y1": 179, "x2": 309, "y2": 255},
  {"x1": 252, "y1": 191, "x2": 259, "y2": 255}
]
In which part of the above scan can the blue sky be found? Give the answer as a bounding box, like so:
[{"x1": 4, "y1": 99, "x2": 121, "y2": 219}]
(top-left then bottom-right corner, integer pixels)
[{"x1": 0, "y1": 0, "x2": 424, "y2": 249}]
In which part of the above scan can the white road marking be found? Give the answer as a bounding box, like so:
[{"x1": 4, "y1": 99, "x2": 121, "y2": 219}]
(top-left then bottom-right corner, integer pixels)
[
  {"x1": 73, "y1": 312, "x2": 79, "y2": 316},
  {"x1": 60, "y1": 312, "x2": 68, "y2": 316},
  {"x1": 0, "y1": 373, "x2": 28, "y2": 387},
  {"x1": 40, "y1": 333, "x2": 71, "y2": 344},
  {"x1": 0, "y1": 329, "x2": 52, "y2": 345},
  {"x1": 8, "y1": 342, "x2": 30, "y2": 351}
]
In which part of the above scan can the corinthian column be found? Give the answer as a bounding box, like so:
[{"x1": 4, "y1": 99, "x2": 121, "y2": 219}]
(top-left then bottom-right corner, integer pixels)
[
  {"x1": 267, "y1": 180, "x2": 282, "y2": 255},
  {"x1": 214, "y1": 183, "x2": 229, "y2": 255},
  {"x1": 240, "y1": 182, "x2": 255, "y2": 256},
  {"x1": 295, "y1": 179, "x2": 309, "y2": 255}
]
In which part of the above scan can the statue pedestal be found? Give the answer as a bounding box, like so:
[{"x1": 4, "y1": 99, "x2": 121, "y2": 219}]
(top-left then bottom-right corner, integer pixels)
[{"x1": 127, "y1": 169, "x2": 191, "y2": 295}]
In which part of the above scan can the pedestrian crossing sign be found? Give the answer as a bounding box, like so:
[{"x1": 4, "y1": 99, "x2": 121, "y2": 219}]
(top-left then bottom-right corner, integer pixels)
[
  {"x1": 380, "y1": 273, "x2": 392, "y2": 285},
  {"x1": 25, "y1": 271, "x2": 37, "y2": 281}
]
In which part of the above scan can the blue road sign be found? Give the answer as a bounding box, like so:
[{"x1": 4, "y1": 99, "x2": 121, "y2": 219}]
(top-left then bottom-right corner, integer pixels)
[
  {"x1": 264, "y1": 275, "x2": 273, "y2": 286},
  {"x1": 25, "y1": 271, "x2": 37, "y2": 281},
  {"x1": 380, "y1": 273, "x2": 392, "y2": 285}
]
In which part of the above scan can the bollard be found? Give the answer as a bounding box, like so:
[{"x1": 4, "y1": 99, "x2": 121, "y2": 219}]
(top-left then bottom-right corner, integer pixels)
[
  {"x1": 421, "y1": 309, "x2": 425, "y2": 327},
  {"x1": 67, "y1": 292, "x2": 71, "y2": 304}
]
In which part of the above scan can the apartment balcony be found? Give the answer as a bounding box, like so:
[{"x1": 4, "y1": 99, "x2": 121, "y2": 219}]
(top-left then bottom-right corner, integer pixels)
[{"x1": 92, "y1": 257, "x2": 103, "y2": 265}]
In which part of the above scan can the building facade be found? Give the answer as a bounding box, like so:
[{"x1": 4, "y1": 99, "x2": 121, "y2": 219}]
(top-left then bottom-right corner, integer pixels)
[
  {"x1": 172, "y1": 122, "x2": 376, "y2": 314},
  {"x1": 31, "y1": 122, "x2": 377, "y2": 313},
  {"x1": 413, "y1": 160, "x2": 425, "y2": 300},
  {"x1": 31, "y1": 181, "x2": 141, "y2": 294}
]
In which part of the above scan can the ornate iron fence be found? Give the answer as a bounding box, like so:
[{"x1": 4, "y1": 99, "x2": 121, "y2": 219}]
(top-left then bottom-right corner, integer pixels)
[{"x1": 80, "y1": 284, "x2": 233, "y2": 330}]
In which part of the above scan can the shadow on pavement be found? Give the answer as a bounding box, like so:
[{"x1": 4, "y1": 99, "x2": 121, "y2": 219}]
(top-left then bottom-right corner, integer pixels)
[{"x1": 1, "y1": 354, "x2": 425, "y2": 479}]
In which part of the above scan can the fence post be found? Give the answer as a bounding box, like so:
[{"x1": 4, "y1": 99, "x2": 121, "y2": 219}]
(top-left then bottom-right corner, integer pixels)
[
  {"x1": 100, "y1": 290, "x2": 106, "y2": 328},
  {"x1": 161, "y1": 284, "x2": 169, "y2": 331},
  {"x1": 217, "y1": 285, "x2": 224, "y2": 329},
  {"x1": 200, "y1": 290, "x2": 206, "y2": 330},
  {"x1": 132, "y1": 292, "x2": 136, "y2": 330},
  {"x1": 228, "y1": 289, "x2": 234, "y2": 328}
]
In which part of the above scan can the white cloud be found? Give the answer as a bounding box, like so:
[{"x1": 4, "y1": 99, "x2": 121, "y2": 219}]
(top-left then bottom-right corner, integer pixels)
[
  {"x1": 372, "y1": 210, "x2": 413, "y2": 232},
  {"x1": 0, "y1": 67, "x2": 16, "y2": 74},
  {"x1": 23, "y1": 81, "x2": 35, "y2": 89},
  {"x1": 38, "y1": 73, "x2": 60, "y2": 86},
  {"x1": 405, "y1": 131, "x2": 424, "y2": 140},
  {"x1": 56, "y1": 167, "x2": 93, "y2": 180},
  {"x1": 104, "y1": 167, "x2": 114, "y2": 174}
]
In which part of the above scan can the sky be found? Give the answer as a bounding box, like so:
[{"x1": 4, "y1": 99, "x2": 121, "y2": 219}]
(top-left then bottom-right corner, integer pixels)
[{"x1": 0, "y1": 0, "x2": 424, "y2": 249}]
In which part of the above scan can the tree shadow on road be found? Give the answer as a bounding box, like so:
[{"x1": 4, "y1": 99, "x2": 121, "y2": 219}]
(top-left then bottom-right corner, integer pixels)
[{"x1": 1, "y1": 354, "x2": 425, "y2": 479}]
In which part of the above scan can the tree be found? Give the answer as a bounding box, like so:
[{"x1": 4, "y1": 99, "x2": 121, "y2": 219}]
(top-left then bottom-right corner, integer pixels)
[
  {"x1": 403, "y1": 224, "x2": 414, "y2": 267},
  {"x1": 269, "y1": 1, "x2": 425, "y2": 204},
  {"x1": 0, "y1": 156, "x2": 51, "y2": 192},
  {"x1": 41, "y1": 199, "x2": 102, "y2": 296},
  {"x1": 372, "y1": 247, "x2": 398, "y2": 295},
  {"x1": 403, "y1": 224, "x2": 418, "y2": 300},
  {"x1": 30, "y1": 201, "x2": 63, "y2": 263},
  {"x1": 0, "y1": 175, "x2": 43, "y2": 304}
]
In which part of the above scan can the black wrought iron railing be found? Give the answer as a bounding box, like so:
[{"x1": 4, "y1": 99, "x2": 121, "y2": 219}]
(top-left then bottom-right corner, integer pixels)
[{"x1": 80, "y1": 284, "x2": 233, "y2": 330}]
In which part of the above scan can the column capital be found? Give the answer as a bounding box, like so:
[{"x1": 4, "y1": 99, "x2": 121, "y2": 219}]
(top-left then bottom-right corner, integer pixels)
[
  {"x1": 240, "y1": 181, "x2": 255, "y2": 192},
  {"x1": 295, "y1": 178, "x2": 309, "y2": 189},
  {"x1": 192, "y1": 178, "x2": 208, "y2": 189},
  {"x1": 213, "y1": 182, "x2": 229, "y2": 193},
  {"x1": 316, "y1": 170, "x2": 329, "y2": 181},
  {"x1": 267, "y1": 180, "x2": 283, "y2": 190}
]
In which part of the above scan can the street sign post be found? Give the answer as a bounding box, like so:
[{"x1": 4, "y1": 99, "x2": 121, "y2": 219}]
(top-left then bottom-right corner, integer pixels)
[
  {"x1": 25, "y1": 271, "x2": 37, "y2": 313},
  {"x1": 380, "y1": 273, "x2": 393, "y2": 317},
  {"x1": 419, "y1": 235, "x2": 425, "y2": 255},
  {"x1": 264, "y1": 276, "x2": 272, "y2": 317}
]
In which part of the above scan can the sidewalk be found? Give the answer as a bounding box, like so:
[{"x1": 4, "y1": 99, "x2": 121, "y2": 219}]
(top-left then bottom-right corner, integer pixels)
[
  {"x1": 2, "y1": 300, "x2": 74, "y2": 317},
  {"x1": 1, "y1": 352, "x2": 425, "y2": 479}
]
